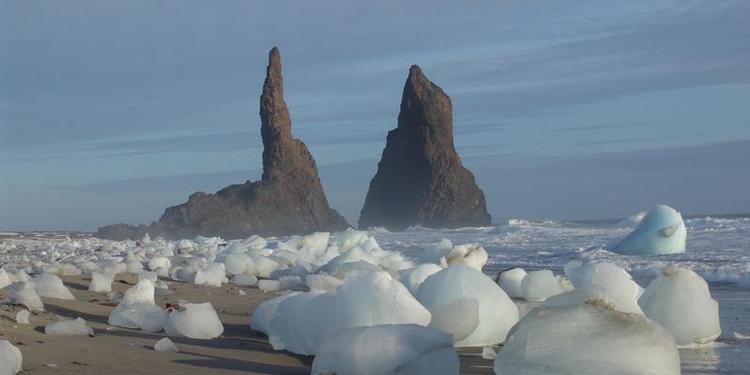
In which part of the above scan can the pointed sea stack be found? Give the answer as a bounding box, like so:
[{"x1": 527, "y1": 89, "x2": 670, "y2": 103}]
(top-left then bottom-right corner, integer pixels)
[
  {"x1": 97, "y1": 48, "x2": 349, "y2": 240},
  {"x1": 358, "y1": 65, "x2": 491, "y2": 230}
]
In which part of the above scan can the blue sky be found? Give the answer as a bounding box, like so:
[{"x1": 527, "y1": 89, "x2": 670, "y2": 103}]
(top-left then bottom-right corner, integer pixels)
[{"x1": 1, "y1": 0, "x2": 749, "y2": 231}]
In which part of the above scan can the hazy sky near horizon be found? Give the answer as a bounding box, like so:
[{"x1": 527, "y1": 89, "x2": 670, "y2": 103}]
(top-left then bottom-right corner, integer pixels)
[{"x1": 2, "y1": 0, "x2": 750, "y2": 231}]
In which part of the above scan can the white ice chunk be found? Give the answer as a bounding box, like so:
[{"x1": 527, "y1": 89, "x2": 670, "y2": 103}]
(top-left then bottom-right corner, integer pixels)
[
  {"x1": 126, "y1": 261, "x2": 144, "y2": 274},
  {"x1": 520, "y1": 270, "x2": 565, "y2": 302},
  {"x1": 639, "y1": 266, "x2": 721, "y2": 347},
  {"x1": 415, "y1": 239, "x2": 453, "y2": 264},
  {"x1": 33, "y1": 273, "x2": 75, "y2": 300},
  {"x1": 148, "y1": 256, "x2": 171, "y2": 271},
  {"x1": 482, "y1": 345, "x2": 497, "y2": 360},
  {"x1": 305, "y1": 274, "x2": 343, "y2": 291},
  {"x1": 334, "y1": 230, "x2": 372, "y2": 253},
  {"x1": 427, "y1": 298, "x2": 480, "y2": 343},
  {"x1": 108, "y1": 279, "x2": 166, "y2": 332},
  {"x1": 164, "y1": 302, "x2": 224, "y2": 340},
  {"x1": 259, "y1": 270, "x2": 431, "y2": 355},
  {"x1": 230, "y1": 273, "x2": 258, "y2": 287},
  {"x1": 88, "y1": 272, "x2": 114, "y2": 293},
  {"x1": 0, "y1": 269, "x2": 12, "y2": 289},
  {"x1": 0, "y1": 340, "x2": 22, "y2": 375},
  {"x1": 176, "y1": 239, "x2": 193, "y2": 251},
  {"x1": 494, "y1": 302, "x2": 680, "y2": 375},
  {"x1": 15, "y1": 310, "x2": 30, "y2": 325},
  {"x1": 220, "y1": 253, "x2": 255, "y2": 276},
  {"x1": 311, "y1": 324, "x2": 459, "y2": 375},
  {"x1": 12, "y1": 270, "x2": 31, "y2": 283},
  {"x1": 497, "y1": 268, "x2": 527, "y2": 299},
  {"x1": 154, "y1": 337, "x2": 179, "y2": 353},
  {"x1": 250, "y1": 292, "x2": 300, "y2": 335},
  {"x1": 45, "y1": 317, "x2": 93, "y2": 336},
  {"x1": 57, "y1": 263, "x2": 82, "y2": 276},
  {"x1": 299, "y1": 232, "x2": 330, "y2": 257},
  {"x1": 138, "y1": 271, "x2": 158, "y2": 284},
  {"x1": 612, "y1": 204, "x2": 687, "y2": 255},
  {"x1": 193, "y1": 263, "x2": 227, "y2": 287},
  {"x1": 248, "y1": 253, "x2": 281, "y2": 278},
  {"x1": 257, "y1": 280, "x2": 280, "y2": 293},
  {"x1": 417, "y1": 265, "x2": 519, "y2": 347},
  {"x1": 6, "y1": 282, "x2": 44, "y2": 311},
  {"x1": 445, "y1": 244, "x2": 488, "y2": 271},
  {"x1": 401, "y1": 263, "x2": 444, "y2": 295},
  {"x1": 544, "y1": 262, "x2": 643, "y2": 314}
]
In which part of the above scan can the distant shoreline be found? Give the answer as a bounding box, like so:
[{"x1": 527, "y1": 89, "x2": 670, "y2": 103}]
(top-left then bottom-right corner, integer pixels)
[{"x1": 2, "y1": 212, "x2": 749, "y2": 239}]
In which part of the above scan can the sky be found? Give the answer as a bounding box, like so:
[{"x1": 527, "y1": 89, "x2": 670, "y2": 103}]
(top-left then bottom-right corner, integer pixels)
[{"x1": 1, "y1": 0, "x2": 749, "y2": 231}]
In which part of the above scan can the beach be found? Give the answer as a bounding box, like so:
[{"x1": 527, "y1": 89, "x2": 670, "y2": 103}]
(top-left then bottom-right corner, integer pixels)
[{"x1": 0, "y1": 273, "x2": 493, "y2": 374}]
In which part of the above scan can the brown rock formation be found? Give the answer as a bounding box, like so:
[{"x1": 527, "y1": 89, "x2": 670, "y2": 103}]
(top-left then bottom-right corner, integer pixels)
[
  {"x1": 358, "y1": 65, "x2": 491, "y2": 230},
  {"x1": 97, "y1": 48, "x2": 349, "y2": 240}
]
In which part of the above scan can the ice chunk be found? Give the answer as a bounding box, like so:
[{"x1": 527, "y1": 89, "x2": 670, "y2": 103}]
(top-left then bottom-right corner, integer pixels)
[
  {"x1": 299, "y1": 232, "x2": 330, "y2": 257},
  {"x1": 445, "y1": 244, "x2": 488, "y2": 270},
  {"x1": 126, "y1": 261, "x2": 144, "y2": 274},
  {"x1": 334, "y1": 230, "x2": 372, "y2": 253},
  {"x1": 427, "y1": 298, "x2": 480, "y2": 343},
  {"x1": 241, "y1": 234, "x2": 267, "y2": 250},
  {"x1": 33, "y1": 273, "x2": 75, "y2": 300},
  {"x1": 221, "y1": 253, "x2": 255, "y2": 276},
  {"x1": 139, "y1": 271, "x2": 158, "y2": 284},
  {"x1": 176, "y1": 239, "x2": 193, "y2": 251},
  {"x1": 0, "y1": 268, "x2": 12, "y2": 289},
  {"x1": 154, "y1": 337, "x2": 179, "y2": 353},
  {"x1": 248, "y1": 253, "x2": 281, "y2": 278},
  {"x1": 259, "y1": 271, "x2": 431, "y2": 355},
  {"x1": 257, "y1": 280, "x2": 280, "y2": 292},
  {"x1": 520, "y1": 270, "x2": 566, "y2": 302},
  {"x1": 164, "y1": 302, "x2": 224, "y2": 340},
  {"x1": 497, "y1": 268, "x2": 527, "y2": 298},
  {"x1": 482, "y1": 345, "x2": 497, "y2": 360},
  {"x1": 148, "y1": 256, "x2": 171, "y2": 271},
  {"x1": 611, "y1": 204, "x2": 687, "y2": 255},
  {"x1": 108, "y1": 279, "x2": 166, "y2": 332},
  {"x1": 194, "y1": 263, "x2": 227, "y2": 287},
  {"x1": 401, "y1": 263, "x2": 443, "y2": 295},
  {"x1": 88, "y1": 272, "x2": 114, "y2": 293},
  {"x1": 639, "y1": 266, "x2": 721, "y2": 347},
  {"x1": 57, "y1": 263, "x2": 82, "y2": 276},
  {"x1": 494, "y1": 303, "x2": 680, "y2": 375},
  {"x1": 45, "y1": 317, "x2": 94, "y2": 336},
  {"x1": 15, "y1": 310, "x2": 30, "y2": 324},
  {"x1": 250, "y1": 292, "x2": 300, "y2": 334},
  {"x1": 230, "y1": 273, "x2": 258, "y2": 287},
  {"x1": 258, "y1": 276, "x2": 306, "y2": 293},
  {"x1": 6, "y1": 282, "x2": 44, "y2": 311},
  {"x1": 544, "y1": 262, "x2": 643, "y2": 314},
  {"x1": 0, "y1": 340, "x2": 23, "y2": 375},
  {"x1": 305, "y1": 274, "x2": 343, "y2": 291},
  {"x1": 320, "y1": 246, "x2": 379, "y2": 274},
  {"x1": 12, "y1": 270, "x2": 31, "y2": 283},
  {"x1": 415, "y1": 239, "x2": 453, "y2": 264},
  {"x1": 417, "y1": 265, "x2": 519, "y2": 347},
  {"x1": 311, "y1": 324, "x2": 459, "y2": 375}
]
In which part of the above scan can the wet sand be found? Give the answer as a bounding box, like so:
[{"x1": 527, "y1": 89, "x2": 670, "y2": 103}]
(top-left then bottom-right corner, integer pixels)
[{"x1": 0, "y1": 274, "x2": 493, "y2": 374}]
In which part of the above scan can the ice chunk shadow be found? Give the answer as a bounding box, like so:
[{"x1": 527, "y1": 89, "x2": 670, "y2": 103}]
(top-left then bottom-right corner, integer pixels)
[
  {"x1": 63, "y1": 280, "x2": 90, "y2": 291},
  {"x1": 173, "y1": 351, "x2": 309, "y2": 374},
  {"x1": 42, "y1": 302, "x2": 110, "y2": 325}
]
